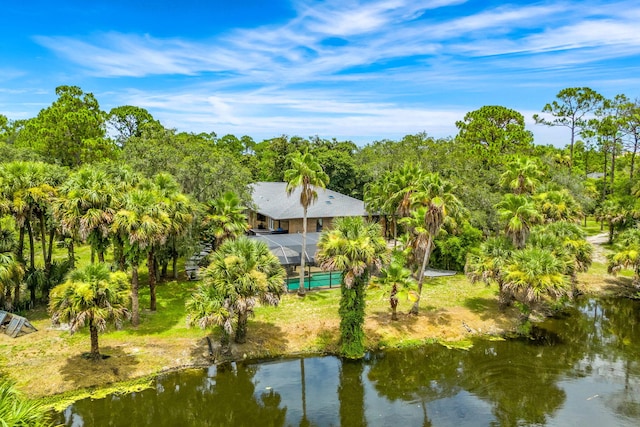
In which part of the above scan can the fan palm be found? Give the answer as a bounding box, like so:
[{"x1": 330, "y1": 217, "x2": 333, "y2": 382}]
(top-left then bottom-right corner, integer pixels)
[
  {"x1": 503, "y1": 248, "x2": 570, "y2": 319},
  {"x1": 370, "y1": 253, "x2": 416, "y2": 320},
  {"x1": 465, "y1": 236, "x2": 514, "y2": 308},
  {"x1": 49, "y1": 263, "x2": 130, "y2": 360},
  {"x1": 534, "y1": 189, "x2": 583, "y2": 223},
  {"x1": 316, "y1": 217, "x2": 387, "y2": 359},
  {"x1": 186, "y1": 237, "x2": 285, "y2": 354},
  {"x1": 499, "y1": 156, "x2": 544, "y2": 195},
  {"x1": 404, "y1": 173, "x2": 462, "y2": 314},
  {"x1": 56, "y1": 167, "x2": 119, "y2": 264},
  {"x1": 284, "y1": 151, "x2": 329, "y2": 296},
  {"x1": 496, "y1": 194, "x2": 542, "y2": 249},
  {"x1": 0, "y1": 225, "x2": 23, "y2": 310},
  {"x1": 112, "y1": 187, "x2": 170, "y2": 325},
  {"x1": 202, "y1": 191, "x2": 248, "y2": 248},
  {"x1": 608, "y1": 228, "x2": 640, "y2": 287}
]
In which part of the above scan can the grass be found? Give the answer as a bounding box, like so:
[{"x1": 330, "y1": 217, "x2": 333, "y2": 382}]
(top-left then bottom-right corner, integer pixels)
[
  {"x1": 583, "y1": 218, "x2": 604, "y2": 236},
  {"x1": 1, "y1": 230, "x2": 635, "y2": 407}
]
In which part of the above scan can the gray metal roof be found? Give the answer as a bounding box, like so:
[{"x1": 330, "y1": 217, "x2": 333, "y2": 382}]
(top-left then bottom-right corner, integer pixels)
[
  {"x1": 250, "y1": 232, "x2": 321, "y2": 266},
  {"x1": 250, "y1": 182, "x2": 367, "y2": 220}
]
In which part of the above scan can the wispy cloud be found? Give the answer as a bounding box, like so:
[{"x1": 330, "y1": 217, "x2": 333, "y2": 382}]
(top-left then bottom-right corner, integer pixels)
[{"x1": 22, "y1": 0, "x2": 640, "y2": 143}]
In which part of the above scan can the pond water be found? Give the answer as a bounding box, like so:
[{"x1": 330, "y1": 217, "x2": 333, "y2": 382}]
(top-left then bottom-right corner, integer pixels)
[{"x1": 55, "y1": 297, "x2": 640, "y2": 426}]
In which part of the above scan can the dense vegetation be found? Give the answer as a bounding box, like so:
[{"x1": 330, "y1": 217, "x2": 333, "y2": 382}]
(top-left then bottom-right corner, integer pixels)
[{"x1": 2, "y1": 85, "x2": 640, "y2": 414}]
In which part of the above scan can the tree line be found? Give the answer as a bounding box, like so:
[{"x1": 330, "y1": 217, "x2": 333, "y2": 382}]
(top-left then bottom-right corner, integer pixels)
[{"x1": 2, "y1": 84, "x2": 640, "y2": 363}]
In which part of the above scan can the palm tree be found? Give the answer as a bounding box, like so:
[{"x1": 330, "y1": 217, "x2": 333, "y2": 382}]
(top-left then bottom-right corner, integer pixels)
[
  {"x1": 363, "y1": 173, "x2": 395, "y2": 240},
  {"x1": 503, "y1": 247, "x2": 571, "y2": 320},
  {"x1": 150, "y1": 173, "x2": 194, "y2": 281},
  {"x1": 496, "y1": 194, "x2": 542, "y2": 249},
  {"x1": 608, "y1": 228, "x2": 640, "y2": 288},
  {"x1": 55, "y1": 167, "x2": 118, "y2": 264},
  {"x1": 0, "y1": 162, "x2": 66, "y2": 304},
  {"x1": 49, "y1": 263, "x2": 130, "y2": 360},
  {"x1": 534, "y1": 189, "x2": 583, "y2": 223},
  {"x1": 370, "y1": 252, "x2": 416, "y2": 320},
  {"x1": 465, "y1": 236, "x2": 514, "y2": 308},
  {"x1": 316, "y1": 217, "x2": 387, "y2": 359},
  {"x1": 284, "y1": 151, "x2": 329, "y2": 296},
  {"x1": 499, "y1": 156, "x2": 544, "y2": 195},
  {"x1": 186, "y1": 237, "x2": 286, "y2": 353},
  {"x1": 530, "y1": 222, "x2": 593, "y2": 294},
  {"x1": 0, "y1": 223, "x2": 23, "y2": 310},
  {"x1": 112, "y1": 187, "x2": 170, "y2": 325},
  {"x1": 202, "y1": 191, "x2": 249, "y2": 248},
  {"x1": 595, "y1": 199, "x2": 630, "y2": 244},
  {"x1": 405, "y1": 173, "x2": 462, "y2": 314}
]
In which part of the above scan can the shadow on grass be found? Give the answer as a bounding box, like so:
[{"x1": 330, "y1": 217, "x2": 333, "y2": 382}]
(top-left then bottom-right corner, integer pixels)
[
  {"x1": 60, "y1": 346, "x2": 140, "y2": 389},
  {"x1": 191, "y1": 321, "x2": 290, "y2": 363},
  {"x1": 125, "y1": 280, "x2": 198, "y2": 336},
  {"x1": 463, "y1": 296, "x2": 502, "y2": 317},
  {"x1": 601, "y1": 276, "x2": 640, "y2": 297},
  {"x1": 297, "y1": 290, "x2": 336, "y2": 303},
  {"x1": 368, "y1": 310, "x2": 420, "y2": 331}
]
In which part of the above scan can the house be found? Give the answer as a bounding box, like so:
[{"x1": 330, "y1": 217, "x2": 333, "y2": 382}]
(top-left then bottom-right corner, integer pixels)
[{"x1": 248, "y1": 182, "x2": 368, "y2": 234}]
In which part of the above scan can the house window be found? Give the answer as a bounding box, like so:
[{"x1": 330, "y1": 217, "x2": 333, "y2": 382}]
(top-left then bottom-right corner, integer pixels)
[{"x1": 316, "y1": 218, "x2": 323, "y2": 232}]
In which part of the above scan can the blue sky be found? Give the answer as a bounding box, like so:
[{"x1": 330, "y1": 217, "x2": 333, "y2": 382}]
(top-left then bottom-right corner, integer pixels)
[{"x1": 1, "y1": 0, "x2": 639, "y2": 146}]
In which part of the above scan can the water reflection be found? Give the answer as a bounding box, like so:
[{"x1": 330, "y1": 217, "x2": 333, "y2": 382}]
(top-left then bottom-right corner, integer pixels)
[
  {"x1": 58, "y1": 363, "x2": 286, "y2": 427},
  {"x1": 56, "y1": 298, "x2": 640, "y2": 427}
]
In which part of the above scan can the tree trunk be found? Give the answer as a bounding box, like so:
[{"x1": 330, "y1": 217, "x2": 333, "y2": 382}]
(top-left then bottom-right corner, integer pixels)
[
  {"x1": 26, "y1": 218, "x2": 35, "y2": 270},
  {"x1": 98, "y1": 250, "x2": 105, "y2": 264},
  {"x1": 610, "y1": 138, "x2": 616, "y2": 193},
  {"x1": 390, "y1": 283, "x2": 398, "y2": 321},
  {"x1": 39, "y1": 213, "x2": 48, "y2": 273},
  {"x1": 131, "y1": 262, "x2": 140, "y2": 326},
  {"x1": 89, "y1": 321, "x2": 101, "y2": 360},
  {"x1": 630, "y1": 134, "x2": 639, "y2": 182},
  {"x1": 497, "y1": 283, "x2": 512, "y2": 309},
  {"x1": 569, "y1": 123, "x2": 576, "y2": 171},
  {"x1": 4, "y1": 287, "x2": 12, "y2": 312},
  {"x1": 235, "y1": 309, "x2": 248, "y2": 343},
  {"x1": 161, "y1": 261, "x2": 168, "y2": 279},
  {"x1": 602, "y1": 148, "x2": 608, "y2": 201},
  {"x1": 172, "y1": 255, "x2": 178, "y2": 280},
  {"x1": 221, "y1": 331, "x2": 232, "y2": 357},
  {"x1": 68, "y1": 239, "x2": 75, "y2": 269},
  {"x1": 172, "y1": 239, "x2": 179, "y2": 279},
  {"x1": 339, "y1": 277, "x2": 367, "y2": 358},
  {"x1": 114, "y1": 236, "x2": 126, "y2": 271},
  {"x1": 148, "y1": 250, "x2": 157, "y2": 311},
  {"x1": 47, "y1": 227, "x2": 55, "y2": 269},
  {"x1": 608, "y1": 222, "x2": 614, "y2": 244},
  {"x1": 411, "y1": 235, "x2": 433, "y2": 315},
  {"x1": 17, "y1": 225, "x2": 25, "y2": 264},
  {"x1": 298, "y1": 207, "x2": 308, "y2": 296}
]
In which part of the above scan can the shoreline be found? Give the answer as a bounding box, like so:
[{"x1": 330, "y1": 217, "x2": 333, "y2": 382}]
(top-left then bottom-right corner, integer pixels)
[{"x1": 0, "y1": 264, "x2": 633, "y2": 410}]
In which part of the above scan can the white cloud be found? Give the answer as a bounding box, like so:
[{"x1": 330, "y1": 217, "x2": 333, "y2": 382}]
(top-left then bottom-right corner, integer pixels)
[{"x1": 19, "y1": 0, "x2": 640, "y2": 146}]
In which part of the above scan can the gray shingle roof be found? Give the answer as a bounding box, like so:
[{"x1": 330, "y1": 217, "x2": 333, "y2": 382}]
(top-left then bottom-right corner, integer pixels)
[{"x1": 250, "y1": 182, "x2": 367, "y2": 220}]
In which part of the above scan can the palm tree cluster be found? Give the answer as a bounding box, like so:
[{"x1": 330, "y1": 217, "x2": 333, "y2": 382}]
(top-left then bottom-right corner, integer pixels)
[
  {"x1": 0, "y1": 160, "x2": 257, "y2": 359},
  {"x1": 365, "y1": 165, "x2": 465, "y2": 315},
  {"x1": 608, "y1": 228, "x2": 640, "y2": 288},
  {"x1": 466, "y1": 156, "x2": 593, "y2": 319}
]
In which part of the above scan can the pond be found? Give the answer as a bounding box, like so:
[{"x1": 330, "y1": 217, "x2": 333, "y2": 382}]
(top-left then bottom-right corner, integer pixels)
[{"x1": 55, "y1": 297, "x2": 640, "y2": 426}]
